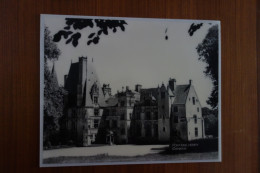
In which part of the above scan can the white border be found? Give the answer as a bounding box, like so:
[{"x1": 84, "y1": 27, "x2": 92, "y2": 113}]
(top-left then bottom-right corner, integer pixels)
[{"x1": 40, "y1": 14, "x2": 221, "y2": 167}]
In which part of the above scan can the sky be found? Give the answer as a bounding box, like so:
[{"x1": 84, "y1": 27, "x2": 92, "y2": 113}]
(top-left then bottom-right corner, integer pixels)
[{"x1": 42, "y1": 15, "x2": 220, "y2": 108}]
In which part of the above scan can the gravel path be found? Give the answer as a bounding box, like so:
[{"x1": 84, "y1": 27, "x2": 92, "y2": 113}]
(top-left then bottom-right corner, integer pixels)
[{"x1": 43, "y1": 144, "x2": 168, "y2": 159}]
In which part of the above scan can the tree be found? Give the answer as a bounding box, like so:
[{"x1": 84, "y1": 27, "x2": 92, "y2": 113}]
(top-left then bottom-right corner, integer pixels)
[
  {"x1": 44, "y1": 27, "x2": 60, "y2": 61},
  {"x1": 189, "y1": 24, "x2": 219, "y2": 109},
  {"x1": 53, "y1": 18, "x2": 127, "y2": 47},
  {"x1": 43, "y1": 27, "x2": 66, "y2": 147},
  {"x1": 202, "y1": 107, "x2": 218, "y2": 137}
]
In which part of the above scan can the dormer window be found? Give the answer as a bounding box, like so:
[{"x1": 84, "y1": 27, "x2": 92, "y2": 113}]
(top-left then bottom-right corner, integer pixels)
[{"x1": 94, "y1": 96, "x2": 98, "y2": 104}]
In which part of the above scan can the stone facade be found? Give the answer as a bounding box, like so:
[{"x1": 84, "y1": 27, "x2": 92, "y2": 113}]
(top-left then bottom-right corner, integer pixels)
[
  {"x1": 62, "y1": 57, "x2": 109, "y2": 146},
  {"x1": 62, "y1": 57, "x2": 205, "y2": 146},
  {"x1": 170, "y1": 80, "x2": 205, "y2": 143}
]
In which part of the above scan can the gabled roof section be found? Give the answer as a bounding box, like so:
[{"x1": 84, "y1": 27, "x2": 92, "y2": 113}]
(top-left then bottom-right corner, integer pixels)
[
  {"x1": 51, "y1": 62, "x2": 59, "y2": 89},
  {"x1": 64, "y1": 62, "x2": 79, "y2": 93},
  {"x1": 173, "y1": 85, "x2": 191, "y2": 104},
  {"x1": 140, "y1": 88, "x2": 158, "y2": 100},
  {"x1": 101, "y1": 96, "x2": 118, "y2": 107}
]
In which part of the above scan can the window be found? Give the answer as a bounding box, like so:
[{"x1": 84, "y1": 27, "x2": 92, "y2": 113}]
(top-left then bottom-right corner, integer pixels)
[
  {"x1": 94, "y1": 119, "x2": 99, "y2": 128},
  {"x1": 154, "y1": 111, "x2": 158, "y2": 119},
  {"x1": 129, "y1": 113, "x2": 132, "y2": 120},
  {"x1": 111, "y1": 109, "x2": 116, "y2": 116},
  {"x1": 120, "y1": 113, "x2": 125, "y2": 120},
  {"x1": 161, "y1": 92, "x2": 165, "y2": 99},
  {"x1": 137, "y1": 124, "x2": 142, "y2": 136},
  {"x1": 174, "y1": 106, "x2": 178, "y2": 112},
  {"x1": 163, "y1": 127, "x2": 166, "y2": 132},
  {"x1": 146, "y1": 112, "x2": 151, "y2": 120},
  {"x1": 121, "y1": 128, "x2": 125, "y2": 135},
  {"x1": 195, "y1": 127, "x2": 198, "y2": 137},
  {"x1": 106, "y1": 120, "x2": 110, "y2": 128},
  {"x1": 121, "y1": 101, "x2": 125, "y2": 107},
  {"x1": 154, "y1": 124, "x2": 158, "y2": 137},
  {"x1": 174, "y1": 115, "x2": 178, "y2": 123},
  {"x1": 197, "y1": 107, "x2": 200, "y2": 112},
  {"x1": 192, "y1": 97, "x2": 195, "y2": 105},
  {"x1": 180, "y1": 117, "x2": 186, "y2": 122},
  {"x1": 94, "y1": 96, "x2": 98, "y2": 104},
  {"x1": 73, "y1": 122, "x2": 77, "y2": 130},
  {"x1": 137, "y1": 113, "x2": 141, "y2": 120},
  {"x1": 162, "y1": 105, "x2": 165, "y2": 110},
  {"x1": 145, "y1": 124, "x2": 151, "y2": 137},
  {"x1": 94, "y1": 109, "x2": 99, "y2": 116},
  {"x1": 112, "y1": 120, "x2": 117, "y2": 128},
  {"x1": 104, "y1": 109, "x2": 109, "y2": 116},
  {"x1": 193, "y1": 115, "x2": 197, "y2": 124},
  {"x1": 129, "y1": 99, "x2": 131, "y2": 106}
]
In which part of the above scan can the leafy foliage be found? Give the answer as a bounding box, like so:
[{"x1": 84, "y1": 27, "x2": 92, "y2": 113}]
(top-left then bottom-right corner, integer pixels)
[
  {"x1": 190, "y1": 24, "x2": 219, "y2": 109},
  {"x1": 188, "y1": 23, "x2": 203, "y2": 36},
  {"x1": 53, "y1": 18, "x2": 127, "y2": 47},
  {"x1": 43, "y1": 27, "x2": 66, "y2": 147},
  {"x1": 44, "y1": 27, "x2": 61, "y2": 61},
  {"x1": 202, "y1": 107, "x2": 218, "y2": 137},
  {"x1": 196, "y1": 25, "x2": 219, "y2": 109}
]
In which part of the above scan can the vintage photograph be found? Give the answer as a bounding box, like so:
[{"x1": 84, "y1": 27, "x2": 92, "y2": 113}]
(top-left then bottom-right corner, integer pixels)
[{"x1": 40, "y1": 14, "x2": 221, "y2": 167}]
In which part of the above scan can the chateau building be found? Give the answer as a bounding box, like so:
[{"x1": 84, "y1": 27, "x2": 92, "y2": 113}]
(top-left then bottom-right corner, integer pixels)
[
  {"x1": 62, "y1": 57, "x2": 110, "y2": 146},
  {"x1": 131, "y1": 79, "x2": 205, "y2": 144},
  {"x1": 61, "y1": 56, "x2": 205, "y2": 146},
  {"x1": 170, "y1": 80, "x2": 205, "y2": 142},
  {"x1": 98, "y1": 87, "x2": 140, "y2": 144}
]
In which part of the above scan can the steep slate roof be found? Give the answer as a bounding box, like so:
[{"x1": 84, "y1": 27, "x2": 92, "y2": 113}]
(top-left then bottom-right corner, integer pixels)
[
  {"x1": 65, "y1": 63, "x2": 79, "y2": 93},
  {"x1": 64, "y1": 58, "x2": 106, "y2": 107},
  {"x1": 51, "y1": 62, "x2": 59, "y2": 89},
  {"x1": 102, "y1": 96, "x2": 118, "y2": 107},
  {"x1": 173, "y1": 85, "x2": 190, "y2": 104},
  {"x1": 140, "y1": 88, "x2": 158, "y2": 99}
]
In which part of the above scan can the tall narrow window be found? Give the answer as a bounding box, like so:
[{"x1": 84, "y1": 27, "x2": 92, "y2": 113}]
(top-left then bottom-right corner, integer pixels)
[
  {"x1": 174, "y1": 106, "x2": 178, "y2": 112},
  {"x1": 112, "y1": 120, "x2": 117, "y2": 128},
  {"x1": 192, "y1": 97, "x2": 195, "y2": 105},
  {"x1": 121, "y1": 128, "x2": 125, "y2": 135},
  {"x1": 161, "y1": 92, "x2": 165, "y2": 99},
  {"x1": 106, "y1": 120, "x2": 110, "y2": 128},
  {"x1": 162, "y1": 105, "x2": 165, "y2": 110},
  {"x1": 120, "y1": 113, "x2": 125, "y2": 120},
  {"x1": 146, "y1": 112, "x2": 151, "y2": 120},
  {"x1": 94, "y1": 96, "x2": 98, "y2": 104},
  {"x1": 197, "y1": 107, "x2": 199, "y2": 112},
  {"x1": 195, "y1": 127, "x2": 198, "y2": 137},
  {"x1": 193, "y1": 115, "x2": 197, "y2": 124},
  {"x1": 174, "y1": 115, "x2": 178, "y2": 123},
  {"x1": 94, "y1": 119, "x2": 99, "y2": 128},
  {"x1": 94, "y1": 108, "x2": 99, "y2": 116}
]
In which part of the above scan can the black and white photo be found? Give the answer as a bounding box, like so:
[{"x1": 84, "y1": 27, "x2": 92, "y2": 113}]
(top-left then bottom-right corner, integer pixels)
[{"x1": 40, "y1": 14, "x2": 221, "y2": 167}]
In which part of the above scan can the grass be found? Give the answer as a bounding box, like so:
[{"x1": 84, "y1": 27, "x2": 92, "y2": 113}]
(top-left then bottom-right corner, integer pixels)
[{"x1": 43, "y1": 151, "x2": 218, "y2": 164}]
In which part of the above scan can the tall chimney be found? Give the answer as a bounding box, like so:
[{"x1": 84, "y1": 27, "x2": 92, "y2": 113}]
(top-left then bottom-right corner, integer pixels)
[
  {"x1": 135, "y1": 84, "x2": 142, "y2": 92},
  {"x1": 64, "y1": 75, "x2": 68, "y2": 86},
  {"x1": 189, "y1": 79, "x2": 192, "y2": 85},
  {"x1": 168, "y1": 78, "x2": 176, "y2": 90}
]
